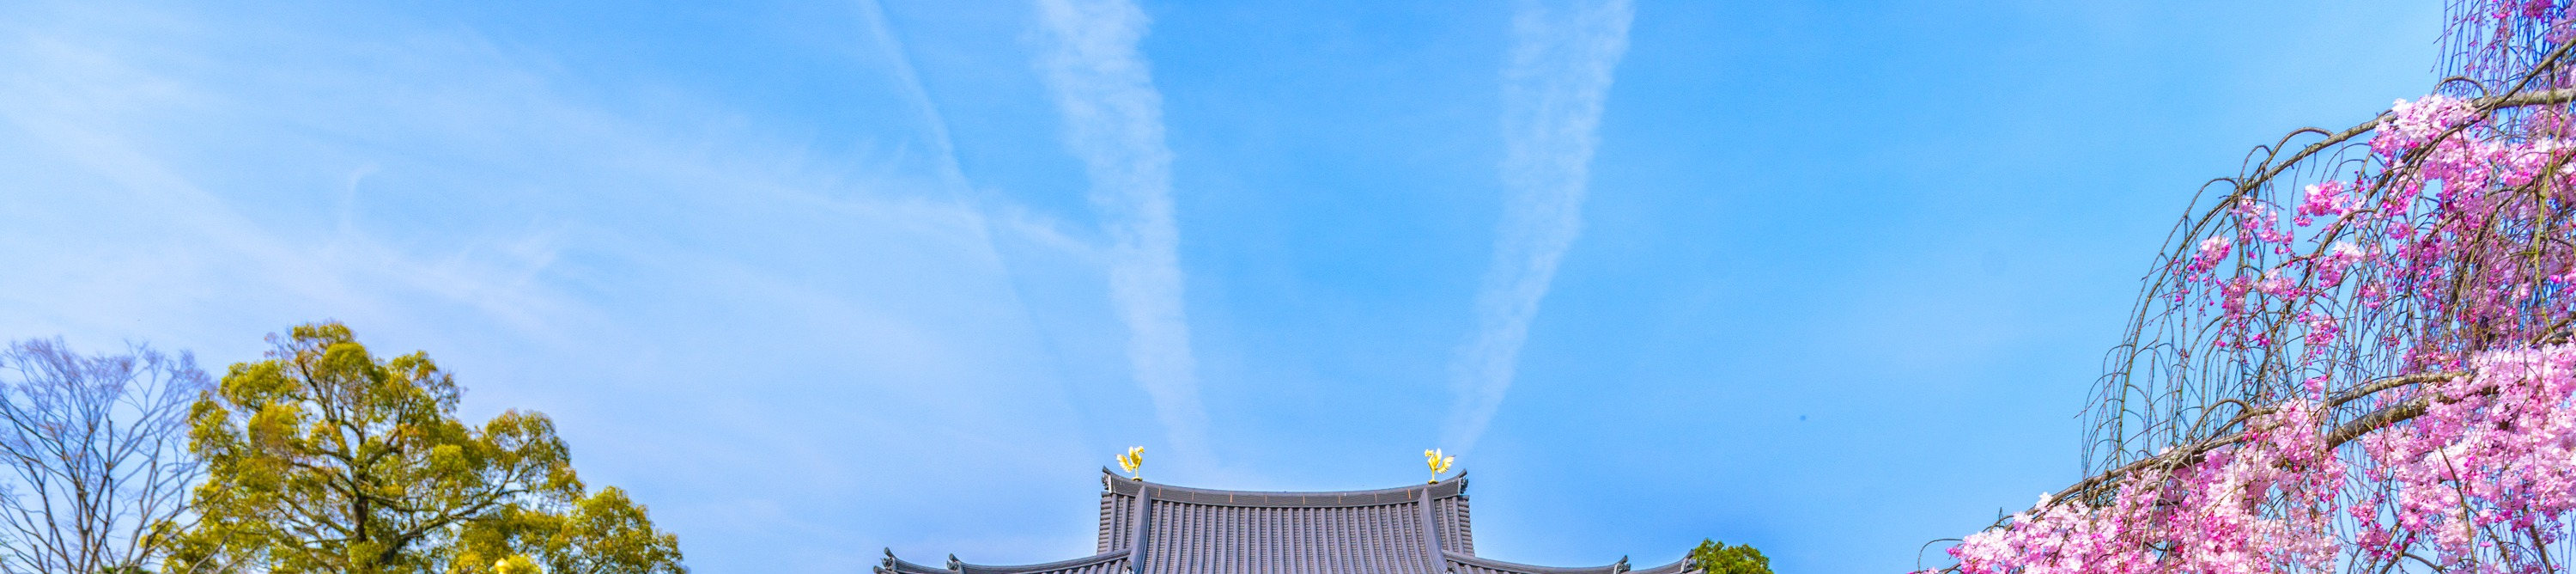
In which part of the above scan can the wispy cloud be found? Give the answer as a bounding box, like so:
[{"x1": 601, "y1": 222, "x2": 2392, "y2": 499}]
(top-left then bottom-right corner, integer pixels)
[
  {"x1": 1030, "y1": 0, "x2": 1211, "y2": 461},
  {"x1": 855, "y1": 0, "x2": 971, "y2": 196},
  {"x1": 0, "y1": 27, "x2": 573, "y2": 352},
  {"x1": 0, "y1": 5, "x2": 1119, "y2": 568},
  {"x1": 1444, "y1": 0, "x2": 1635, "y2": 453}
]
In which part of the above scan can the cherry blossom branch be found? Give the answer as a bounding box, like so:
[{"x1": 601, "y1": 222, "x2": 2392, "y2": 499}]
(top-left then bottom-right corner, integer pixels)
[
  {"x1": 2049, "y1": 371, "x2": 2462, "y2": 510},
  {"x1": 2221, "y1": 87, "x2": 2576, "y2": 205},
  {"x1": 1929, "y1": 8, "x2": 2576, "y2": 574}
]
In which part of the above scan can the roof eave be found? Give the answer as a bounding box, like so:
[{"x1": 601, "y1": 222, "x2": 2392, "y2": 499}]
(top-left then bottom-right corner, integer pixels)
[{"x1": 1097, "y1": 467, "x2": 1470, "y2": 506}]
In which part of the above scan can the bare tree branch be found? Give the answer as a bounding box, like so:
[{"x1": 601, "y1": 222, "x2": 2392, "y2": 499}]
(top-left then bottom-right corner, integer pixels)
[{"x1": 0, "y1": 339, "x2": 209, "y2": 574}]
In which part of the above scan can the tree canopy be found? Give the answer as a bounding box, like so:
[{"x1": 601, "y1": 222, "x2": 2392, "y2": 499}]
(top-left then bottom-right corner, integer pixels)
[
  {"x1": 167, "y1": 322, "x2": 681, "y2": 574},
  {"x1": 1686, "y1": 539, "x2": 1771, "y2": 574}
]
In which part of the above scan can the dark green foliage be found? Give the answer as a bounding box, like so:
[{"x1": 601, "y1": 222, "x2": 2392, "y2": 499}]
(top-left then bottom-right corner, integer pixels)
[{"x1": 1687, "y1": 539, "x2": 1771, "y2": 574}]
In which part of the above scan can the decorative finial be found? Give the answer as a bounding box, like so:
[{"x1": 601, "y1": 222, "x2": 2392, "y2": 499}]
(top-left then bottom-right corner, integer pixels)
[
  {"x1": 1115, "y1": 446, "x2": 1145, "y2": 480},
  {"x1": 1424, "y1": 448, "x2": 1455, "y2": 483}
]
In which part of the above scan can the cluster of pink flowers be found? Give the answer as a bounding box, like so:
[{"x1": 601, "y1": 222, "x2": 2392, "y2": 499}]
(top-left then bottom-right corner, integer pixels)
[
  {"x1": 2370, "y1": 95, "x2": 2476, "y2": 160},
  {"x1": 2176, "y1": 83, "x2": 2576, "y2": 360},
  {"x1": 1945, "y1": 345, "x2": 2576, "y2": 573},
  {"x1": 1937, "y1": 342, "x2": 2576, "y2": 571},
  {"x1": 1926, "y1": 3, "x2": 2576, "y2": 571},
  {"x1": 2360, "y1": 345, "x2": 2576, "y2": 570},
  {"x1": 1945, "y1": 397, "x2": 2342, "y2": 574}
]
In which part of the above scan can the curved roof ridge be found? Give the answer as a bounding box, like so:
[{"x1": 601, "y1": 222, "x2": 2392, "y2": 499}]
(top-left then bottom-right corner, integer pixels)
[
  {"x1": 1445, "y1": 550, "x2": 1660, "y2": 574},
  {"x1": 873, "y1": 549, "x2": 950, "y2": 574},
  {"x1": 1622, "y1": 557, "x2": 1694, "y2": 574},
  {"x1": 1097, "y1": 467, "x2": 1467, "y2": 507},
  {"x1": 950, "y1": 550, "x2": 1132, "y2": 574}
]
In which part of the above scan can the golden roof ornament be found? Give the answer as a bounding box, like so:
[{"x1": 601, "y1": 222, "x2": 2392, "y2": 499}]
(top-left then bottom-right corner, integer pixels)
[
  {"x1": 1115, "y1": 446, "x2": 1144, "y2": 480},
  {"x1": 1423, "y1": 449, "x2": 1455, "y2": 484}
]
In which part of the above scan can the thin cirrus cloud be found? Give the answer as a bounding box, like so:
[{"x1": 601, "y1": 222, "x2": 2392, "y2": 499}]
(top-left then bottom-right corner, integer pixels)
[
  {"x1": 1443, "y1": 0, "x2": 1636, "y2": 453},
  {"x1": 0, "y1": 4, "x2": 1121, "y2": 569},
  {"x1": 1030, "y1": 0, "x2": 1213, "y2": 463},
  {"x1": 857, "y1": 0, "x2": 977, "y2": 199}
]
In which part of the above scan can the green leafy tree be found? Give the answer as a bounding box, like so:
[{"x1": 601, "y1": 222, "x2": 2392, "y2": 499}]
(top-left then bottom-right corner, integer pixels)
[
  {"x1": 166, "y1": 322, "x2": 682, "y2": 574},
  {"x1": 1686, "y1": 539, "x2": 1770, "y2": 574}
]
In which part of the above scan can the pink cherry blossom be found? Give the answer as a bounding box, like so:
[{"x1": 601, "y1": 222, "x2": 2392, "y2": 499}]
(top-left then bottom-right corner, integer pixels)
[{"x1": 1924, "y1": 3, "x2": 2576, "y2": 572}]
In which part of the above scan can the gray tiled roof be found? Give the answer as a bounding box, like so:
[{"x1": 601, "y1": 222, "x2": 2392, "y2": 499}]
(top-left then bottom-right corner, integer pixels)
[{"x1": 878, "y1": 469, "x2": 1695, "y2": 574}]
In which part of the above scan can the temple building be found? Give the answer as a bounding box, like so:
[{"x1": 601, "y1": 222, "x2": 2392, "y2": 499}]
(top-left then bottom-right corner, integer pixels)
[{"x1": 878, "y1": 469, "x2": 1697, "y2": 574}]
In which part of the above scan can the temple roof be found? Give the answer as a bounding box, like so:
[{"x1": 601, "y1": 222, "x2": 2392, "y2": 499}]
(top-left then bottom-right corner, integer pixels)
[
  {"x1": 1101, "y1": 467, "x2": 1467, "y2": 507},
  {"x1": 878, "y1": 469, "x2": 1695, "y2": 574}
]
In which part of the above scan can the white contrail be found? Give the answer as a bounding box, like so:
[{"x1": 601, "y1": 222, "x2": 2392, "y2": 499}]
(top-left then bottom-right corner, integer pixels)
[
  {"x1": 856, "y1": 0, "x2": 974, "y2": 195},
  {"x1": 1031, "y1": 0, "x2": 1212, "y2": 461},
  {"x1": 1443, "y1": 0, "x2": 1634, "y2": 453}
]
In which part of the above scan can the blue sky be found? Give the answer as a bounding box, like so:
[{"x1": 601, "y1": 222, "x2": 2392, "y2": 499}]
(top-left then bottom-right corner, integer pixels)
[{"x1": 0, "y1": 1, "x2": 2443, "y2": 571}]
